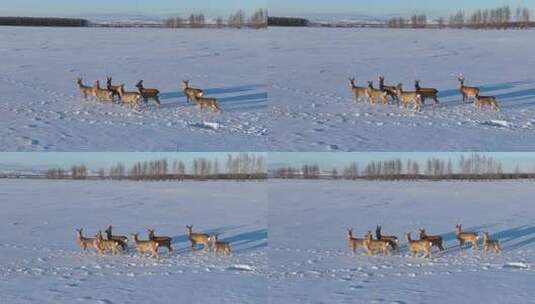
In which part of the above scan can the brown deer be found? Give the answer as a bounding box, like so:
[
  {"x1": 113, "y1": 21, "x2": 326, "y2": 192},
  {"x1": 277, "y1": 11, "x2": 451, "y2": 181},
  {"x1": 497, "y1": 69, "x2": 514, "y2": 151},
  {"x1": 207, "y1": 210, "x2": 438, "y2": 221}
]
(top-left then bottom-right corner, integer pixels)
[
  {"x1": 474, "y1": 95, "x2": 500, "y2": 111},
  {"x1": 76, "y1": 78, "x2": 95, "y2": 99},
  {"x1": 136, "y1": 80, "x2": 161, "y2": 109},
  {"x1": 131, "y1": 233, "x2": 159, "y2": 259},
  {"x1": 181, "y1": 80, "x2": 204, "y2": 103},
  {"x1": 348, "y1": 77, "x2": 368, "y2": 103},
  {"x1": 455, "y1": 224, "x2": 479, "y2": 250},
  {"x1": 147, "y1": 228, "x2": 173, "y2": 253},
  {"x1": 418, "y1": 228, "x2": 444, "y2": 251},
  {"x1": 186, "y1": 225, "x2": 210, "y2": 252},
  {"x1": 375, "y1": 225, "x2": 399, "y2": 251},
  {"x1": 75, "y1": 228, "x2": 97, "y2": 252},
  {"x1": 363, "y1": 231, "x2": 390, "y2": 256},
  {"x1": 104, "y1": 225, "x2": 128, "y2": 251},
  {"x1": 106, "y1": 77, "x2": 121, "y2": 97},
  {"x1": 366, "y1": 81, "x2": 388, "y2": 105},
  {"x1": 379, "y1": 76, "x2": 399, "y2": 103},
  {"x1": 93, "y1": 80, "x2": 115, "y2": 102},
  {"x1": 94, "y1": 231, "x2": 120, "y2": 255},
  {"x1": 406, "y1": 232, "x2": 432, "y2": 258},
  {"x1": 209, "y1": 234, "x2": 231, "y2": 256},
  {"x1": 482, "y1": 232, "x2": 501, "y2": 254},
  {"x1": 414, "y1": 80, "x2": 439, "y2": 107},
  {"x1": 347, "y1": 227, "x2": 365, "y2": 253},
  {"x1": 193, "y1": 95, "x2": 221, "y2": 112},
  {"x1": 457, "y1": 76, "x2": 480, "y2": 103},
  {"x1": 394, "y1": 83, "x2": 422, "y2": 112},
  {"x1": 117, "y1": 84, "x2": 141, "y2": 107}
]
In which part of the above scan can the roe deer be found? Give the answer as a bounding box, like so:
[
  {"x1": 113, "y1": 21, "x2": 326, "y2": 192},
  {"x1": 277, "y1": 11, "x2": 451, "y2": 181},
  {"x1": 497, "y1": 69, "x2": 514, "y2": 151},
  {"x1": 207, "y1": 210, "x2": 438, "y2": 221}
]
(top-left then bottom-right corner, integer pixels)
[
  {"x1": 76, "y1": 78, "x2": 95, "y2": 99},
  {"x1": 406, "y1": 232, "x2": 432, "y2": 258},
  {"x1": 117, "y1": 85, "x2": 141, "y2": 106},
  {"x1": 136, "y1": 80, "x2": 161, "y2": 109},
  {"x1": 394, "y1": 83, "x2": 422, "y2": 112},
  {"x1": 104, "y1": 225, "x2": 128, "y2": 251},
  {"x1": 418, "y1": 228, "x2": 444, "y2": 251},
  {"x1": 455, "y1": 224, "x2": 479, "y2": 250},
  {"x1": 363, "y1": 231, "x2": 390, "y2": 256},
  {"x1": 193, "y1": 95, "x2": 221, "y2": 112},
  {"x1": 93, "y1": 80, "x2": 115, "y2": 102},
  {"x1": 147, "y1": 228, "x2": 173, "y2": 253},
  {"x1": 474, "y1": 95, "x2": 500, "y2": 111},
  {"x1": 181, "y1": 80, "x2": 204, "y2": 103},
  {"x1": 186, "y1": 225, "x2": 210, "y2": 252},
  {"x1": 106, "y1": 77, "x2": 122, "y2": 97},
  {"x1": 209, "y1": 234, "x2": 231, "y2": 256},
  {"x1": 482, "y1": 232, "x2": 501, "y2": 254},
  {"x1": 75, "y1": 228, "x2": 97, "y2": 252},
  {"x1": 375, "y1": 225, "x2": 399, "y2": 251},
  {"x1": 348, "y1": 77, "x2": 367, "y2": 103},
  {"x1": 94, "y1": 231, "x2": 120, "y2": 255},
  {"x1": 414, "y1": 80, "x2": 439, "y2": 107},
  {"x1": 132, "y1": 233, "x2": 159, "y2": 259},
  {"x1": 379, "y1": 76, "x2": 399, "y2": 103},
  {"x1": 366, "y1": 81, "x2": 388, "y2": 105},
  {"x1": 347, "y1": 227, "x2": 365, "y2": 253},
  {"x1": 457, "y1": 76, "x2": 480, "y2": 103}
]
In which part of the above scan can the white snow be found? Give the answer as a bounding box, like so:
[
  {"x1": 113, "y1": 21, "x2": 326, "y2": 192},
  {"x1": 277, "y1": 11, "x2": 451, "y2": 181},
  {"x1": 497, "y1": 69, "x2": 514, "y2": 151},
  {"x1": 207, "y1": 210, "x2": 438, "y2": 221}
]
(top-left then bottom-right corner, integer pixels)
[
  {"x1": 0, "y1": 179, "x2": 267, "y2": 303},
  {"x1": 268, "y1": 27, "x2": 535, "y2": 151},
  {"x1": 0, "y1": 27, "x2": 268, "y2": 151},
  {"x1": 269, "y1": 180, "x2": 535, "y2": 303}
]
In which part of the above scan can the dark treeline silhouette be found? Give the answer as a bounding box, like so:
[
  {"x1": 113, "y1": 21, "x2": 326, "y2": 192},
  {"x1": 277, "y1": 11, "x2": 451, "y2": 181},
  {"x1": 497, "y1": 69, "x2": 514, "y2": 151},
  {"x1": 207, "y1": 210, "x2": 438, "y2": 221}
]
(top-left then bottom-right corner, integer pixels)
[
  {"x1": 268, "y1": 17, "x2": 309, "y2": 27},
  {"x1": 164, "y1": 8, "x2": 267, "y2": 29},
  {"x1": 272, "y1": 154, "x2": 535, "y2": 181},
  {"x1": 0, "y1": 17, "x2": 89, "y2": 27}
]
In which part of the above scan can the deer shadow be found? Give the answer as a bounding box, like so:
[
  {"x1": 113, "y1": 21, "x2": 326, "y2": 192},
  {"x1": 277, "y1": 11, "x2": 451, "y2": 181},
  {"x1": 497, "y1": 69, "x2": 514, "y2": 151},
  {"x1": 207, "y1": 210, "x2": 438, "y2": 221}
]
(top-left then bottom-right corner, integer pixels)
[{"x1": 221, "y1": 229, "x2": 268, "y2": 254}]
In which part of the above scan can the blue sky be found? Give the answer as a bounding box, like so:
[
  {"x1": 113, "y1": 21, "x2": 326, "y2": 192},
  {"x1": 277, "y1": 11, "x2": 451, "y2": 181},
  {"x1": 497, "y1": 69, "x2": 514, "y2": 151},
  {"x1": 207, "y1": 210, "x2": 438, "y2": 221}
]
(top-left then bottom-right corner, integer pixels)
[
  {"x1": 0, "y1": 0, "x2": 266, "y2": 17},
  {"x1": 270, "y1": 0, "x2": 534, "y2": 16}
]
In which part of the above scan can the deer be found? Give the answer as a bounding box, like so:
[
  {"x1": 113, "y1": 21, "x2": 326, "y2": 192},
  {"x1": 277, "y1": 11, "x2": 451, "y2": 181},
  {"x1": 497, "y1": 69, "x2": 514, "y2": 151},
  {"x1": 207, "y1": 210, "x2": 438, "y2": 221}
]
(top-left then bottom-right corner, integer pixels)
[
  {"x1": 136, "y1": 80, "x2": 161, "y2": 109},
  {"x1": 104, "y1": 225, "x2": 128, "y2": 251},
  {"x1": 406, "y1": 232, "x2": 432, "y2": 258},
  {"x1": 93, "y1": 80, "x2": 115, "y2": 102},
  {"x1": 379, "y1": 76, "x2": 399, "y2": 103},
  {"x1": 455, "y1": 224, "x2": 479, "y2": 250},
  {"x1": 209, "y1": 234, "x2": 231, "y2": 256},
  {"x1": 186, "y1": 225, "x2": 210, "y2": 252},
  {"x1": 363, "y1": 231, "x2": 390, "y2": 256},
  {"x1": 147, "y1": 228, "x2": 173, "y2": 254},
  {"x1": 117, "y1": 85, "x2": 141, "y2": 107},
  {"x1": 457, "y1": 76, "x2": 480, "y2": 103},
  {"x1": 418, "y1": 228, "x2": 444, "y2": 251},
  {"x1": 181, "y1": 80, "x2": 204, "y2": 103},
  {"x1": 394, "y1": 83, "x2": 423, "y2": 112},
  {"x1": 94, "y1": 231, "x2": 120, "y2": 255},
  {"x1": 414, "y1": 80, "x2": 439, "y2": 107},
  {"x1": 75, "y1": 228, "x2": 98, "y2": 252},
  {"x1": 76, "y1": 78, "x2": 95, "y2": 99},
  {"x1": 348, "y1": 77, "x2": 368, "y2": 103},
  {"x1": 347, "y1": 227, "x2": 366, "y2": 253},
  {"x1": 375, "y1": 225, "x2": 399, "y2": 251},
  {"x1": 106, "y1": 77, "x2": 122, "y2": 97},
  {"x1": 474, "y1": 95, "x2": 500, "y2": 111},
  {"x1": 366, "y1": 81, "x2": 388, "y2": 105},
  {"x1": 131, "y1": 233, "x2": 159, "y2": 259},
  {"x1": 193, "y1": 94, "x2": 221, "y2": 112},
  {"x1": 482, "y1": 232, "x2": 501, "y2": 255}
]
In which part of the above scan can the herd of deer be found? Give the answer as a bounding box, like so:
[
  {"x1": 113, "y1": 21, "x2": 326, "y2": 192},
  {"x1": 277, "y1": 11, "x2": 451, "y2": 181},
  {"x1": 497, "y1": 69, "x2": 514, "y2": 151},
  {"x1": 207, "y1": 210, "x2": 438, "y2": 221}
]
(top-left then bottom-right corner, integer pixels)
[
  {"x1": 349, "y1": 76, "x2": 500, "y2": 112},
  {"x1": 347, "y1": 224, "x2": 501, "y2": 258},
  {"x1": 76, "y1": 77, "x2": 221, "y2": 112},
  {"x1": 75, "y1": 225, "x2": 231, "y2": 259}
]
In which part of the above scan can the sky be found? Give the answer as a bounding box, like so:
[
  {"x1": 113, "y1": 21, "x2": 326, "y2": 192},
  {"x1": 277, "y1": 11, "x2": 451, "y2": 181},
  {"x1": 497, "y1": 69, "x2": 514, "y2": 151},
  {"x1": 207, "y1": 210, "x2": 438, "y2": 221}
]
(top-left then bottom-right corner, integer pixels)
[
  {"x1": 0, "y1": 0, "x2": 266, "y2": 17},
  {"x1": 270, "y1": 0, "x2": 534, "y2": 16}
]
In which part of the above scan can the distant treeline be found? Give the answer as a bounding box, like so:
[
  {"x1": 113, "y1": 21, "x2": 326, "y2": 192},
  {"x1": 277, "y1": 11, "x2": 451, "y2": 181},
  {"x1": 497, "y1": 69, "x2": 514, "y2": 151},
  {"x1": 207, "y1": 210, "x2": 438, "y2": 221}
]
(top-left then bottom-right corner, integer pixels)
[
  {"x1": 0, "y1": 16, "x2": 89, "y2": 27},
  {"x1": 163, "y1": 8, "x2": 267, "y2": 29},
  {"x1": 268, "y1": 17, "x2": 309, "y2": 27},
  {"x1": 272, "y1": 154, "x2": 535, "y2": 181}
]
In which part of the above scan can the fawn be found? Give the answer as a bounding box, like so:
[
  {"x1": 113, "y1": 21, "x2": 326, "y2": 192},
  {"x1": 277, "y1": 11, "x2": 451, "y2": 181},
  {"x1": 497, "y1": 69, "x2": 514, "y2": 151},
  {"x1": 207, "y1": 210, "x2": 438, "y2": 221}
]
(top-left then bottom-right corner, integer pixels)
[
  {"x1": 363, "y1": 231, "x2": 390, "y2": 256},
  {"x1": 136, "y1": 80, "x2": 161, "y2": 109},
  {"x1": 348, "y1": 77, "x2": 368, "y2": 103},
  {"x1": 418, "y1": 228, "x2": 444, "y2": 251},
  {"x1": 455, "y1": 224, "x2": 479, "y2": 250},
  {"x1": 95, "y1": 231, "x2": 120, "y2": 255},
  {"x1": 76, "y1": 78, "x2": 95, "y2": 99},
  {"x1": 117, "y1": 85, "x2": 141, "y2": 107},
  {"x1": 186, "y1": 225, "x2": 210, "y2": 252},
  {"x1": 474, "y1": 95, "x2": 500, "y2": 111},
  {"x1": 209, "y1": 234, "x2": 231, "y2": 256},
  {"x1": 457, "y1": 76, "x2": 480, "y2": 103},
  {"x1": 414, "y1": 80, "x2": 439, "y2": 107},
  {"x1": 347, "y1": 227, "x2": 366, "y2": 253},
  {"x1": 104, "y1": 225, "x2": 128, "y2": 251},
  {"x1": 181, "y1": 80, "x2": 204, "y2": 103},
  {"x1": 394, "y1": 83, "x2": 423, "y2": 112},
  {"x1": 366, "y1": 81, "x2": 388, "y2": 105},
  {"x1": 193, "y1": 94, "x2": 221, "y2": 112},
  {"x1": 482, "y1": 232, "x2": 501, "y2": 254},
  {"x1": 147, "y1": 228, "x2": 173, "y2": 253},
  {"x1": 375, "y1": 225, "x2": 399, "y2": 251},
  {"x1": 406, "y1": 232, "x2": 432, "y2": 258},
  {"x1": 132, "y1": 233, "x2": 159, "y2": 259},
  {"x1": 75, "y1": 228, "x2": 97, "y2": 252}
]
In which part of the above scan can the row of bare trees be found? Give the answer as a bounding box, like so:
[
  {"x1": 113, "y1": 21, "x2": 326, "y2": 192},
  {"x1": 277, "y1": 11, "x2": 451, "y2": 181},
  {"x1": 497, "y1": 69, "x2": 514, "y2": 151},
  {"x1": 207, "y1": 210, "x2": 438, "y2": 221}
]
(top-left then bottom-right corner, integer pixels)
[
  {"x1": 163, "y1": 8, "x2": 267, "y2": 29},
  {"x1": 450, "y1": 6, "x2": 531, "y2": 29},
  {"x1": 387, "y1": 14, "x2": 427, "y2": 28},
  {"x1": 47, "y1": 165, "x2": 88, "y2": 179}
]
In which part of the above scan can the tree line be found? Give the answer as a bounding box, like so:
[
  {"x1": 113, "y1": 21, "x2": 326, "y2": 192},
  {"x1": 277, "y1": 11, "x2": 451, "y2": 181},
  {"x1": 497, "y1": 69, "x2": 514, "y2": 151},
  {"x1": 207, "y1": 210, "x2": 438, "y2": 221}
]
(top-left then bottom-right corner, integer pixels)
[{"x1": 163, "y1": 8, "x2": 267, "y2": 29}]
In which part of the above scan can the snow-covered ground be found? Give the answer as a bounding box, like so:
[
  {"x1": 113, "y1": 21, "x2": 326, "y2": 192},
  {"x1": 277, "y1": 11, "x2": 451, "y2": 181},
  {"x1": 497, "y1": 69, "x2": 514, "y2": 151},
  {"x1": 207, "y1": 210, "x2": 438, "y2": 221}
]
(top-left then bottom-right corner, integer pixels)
[
  {"x1": 0, "y1": 27, "x2": 267, "y2": 151},
  {"x1": 269, "y1": 28, "x2": 535, "y2": 151},
  {"x1": 269, "y1": 180, "x2": 535, "y2": 303},
  {"x1": 0, "y1": 179, "x2": 267, "y2": 303}
]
